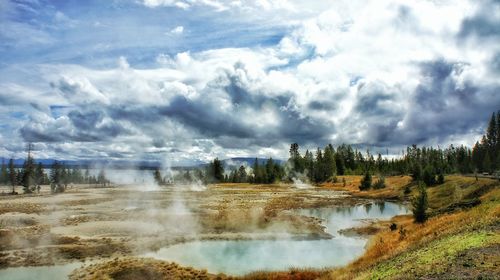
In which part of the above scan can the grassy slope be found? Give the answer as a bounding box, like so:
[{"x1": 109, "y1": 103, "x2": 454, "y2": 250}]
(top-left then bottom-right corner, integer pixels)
[
  {"x1": 321, "y1": 176, "x2": 500, "y2": 280},
  {"x1": 238, "y1": 176, "x2": 499, "y2": 280}
]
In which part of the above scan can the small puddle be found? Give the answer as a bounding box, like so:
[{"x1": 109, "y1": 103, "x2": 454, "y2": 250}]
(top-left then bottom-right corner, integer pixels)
[
  {"x1": 0, "y1": 263, "x2": 83, "y2": 280},
  {"x1": 144, "y1": 201, "x2": 409, "y2": 275}
]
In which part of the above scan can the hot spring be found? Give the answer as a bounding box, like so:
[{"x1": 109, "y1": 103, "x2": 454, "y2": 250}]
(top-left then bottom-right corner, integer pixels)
[{"x1": 143, "y1": 201, "x2": 409, "y2": 275}]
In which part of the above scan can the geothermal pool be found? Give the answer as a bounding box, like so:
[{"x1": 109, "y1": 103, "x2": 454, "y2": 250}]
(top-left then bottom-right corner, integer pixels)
[
  {"x1": 143, "y1": 201, "x2": 409, "y2": 275},
  {"x1": 0, "y1": 263, "x2": 83, "y2": 280}
]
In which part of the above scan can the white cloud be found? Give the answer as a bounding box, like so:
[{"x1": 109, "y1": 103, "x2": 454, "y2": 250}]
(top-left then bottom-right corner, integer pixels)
[{"x1": 169, "y1": 25, "x2": 184, "y2": 35}]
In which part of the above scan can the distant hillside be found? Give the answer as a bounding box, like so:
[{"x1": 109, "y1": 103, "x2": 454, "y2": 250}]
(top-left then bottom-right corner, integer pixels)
[
  {"x1": 0, "y1": 158, "x2": 163, "y2": 169},
  {"x1": 221, "y1": 157, "x2": 285, "y2": 168},
  {"x1": 0, "y1": 157, "x2": 284, "y2": 170}
]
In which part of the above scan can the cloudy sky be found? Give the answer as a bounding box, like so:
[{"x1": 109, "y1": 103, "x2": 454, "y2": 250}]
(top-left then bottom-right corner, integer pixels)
[{"x1": 0, "y1": 0, "x2": 499, "y2": 165}]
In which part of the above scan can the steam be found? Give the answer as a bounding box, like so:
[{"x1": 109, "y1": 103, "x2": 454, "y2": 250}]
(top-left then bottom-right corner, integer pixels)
[
  {"x1": 291, "y1": 177, "x2": 313, "y2": 189},
  {"x1": 188, "y1": 179, "x2": 207, "y2": 192}
]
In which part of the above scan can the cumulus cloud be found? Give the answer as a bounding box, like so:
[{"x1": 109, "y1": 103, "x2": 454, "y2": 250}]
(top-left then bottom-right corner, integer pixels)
[
  {"x1": 169, "y1": 25, "x2": 184, "y2": 35},
  {"x1": 0, "y1": 0, "x2": 498, "y2": 163}
]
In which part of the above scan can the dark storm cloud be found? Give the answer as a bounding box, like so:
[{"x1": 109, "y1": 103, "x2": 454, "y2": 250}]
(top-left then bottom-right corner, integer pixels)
[
  {"x1": 308, "y1": 100, "x2": 337, "y2": 111},
  {"x1": 159, "y1": 95, "x2": 253, "y2": 138},
  {"x1": 68, "y1": 110, "x2": 104, "y2": 130},
  {"x1": 396, "y1": 59, "x2": 500, "y2": 145},
  {"x1": 458, "y1": 0, "x2": 500, "y2": 39},
  {"x1": 490, "y1": 52, "x2": 500, "y2": 73},
  {"x1": 352, "y1": 81, "x2": 404, "y2": 145},
  {"x1": 20, "y1": 108, "x2": 130, "y2": 143}
]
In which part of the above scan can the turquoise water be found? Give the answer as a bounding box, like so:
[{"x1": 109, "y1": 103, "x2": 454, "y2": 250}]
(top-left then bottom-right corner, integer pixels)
[
  {"x1": 0, "y1": 263, "x2": 82, "y2": 280},
  {"x1": 144, "y1": 202, "x2": 409, "y2": 275}
]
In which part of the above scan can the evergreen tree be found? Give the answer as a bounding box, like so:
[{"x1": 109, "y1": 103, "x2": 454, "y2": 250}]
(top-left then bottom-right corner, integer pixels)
[
  {"x1": 238, "y1": 166, "x2": 247, "y2": 183},
  {"x1": 252, "y1": 158, "x2": 260, "y2": 183},
  {"x1": 483, "y1": 150, "x2": 492, "y2": 173},
  {"x1": 153, "y1": 168, "x2": 163, "y2": 185},
  {"x1": 359, "y1": 170, "x2": 372, "y2": 191},
  {"x1": 8, "y1": 159, "x2": 16, "y2": 193},
  {"x1": 323, "y1": 144, "x2": 336, "y2": 180},
  {"x1": 411, "y1": 163, "x2": 422, "y2": 182},
  {"x1": 304, "y1": 150, "x2": 314, "y2": 181},
  {"x1": 0, "y1": 160, "x2": 7, "y2": 185},
  {"x1": 265, "y1": 158, "x2": 275, "y2": 183},
  {"x1": 288, "y1": 143, "x2": 304, "y2": 174},
  {"x1": 422, "y1": 165, "x2": 436, "y2": 186},
  {"x1": 314, "y1": 148, "x2": 323, "y2": 183},
  {"x1": 21, "y1": 144, "x2": 35, "y2": 193},
  {"x1": 437, "y1": 171, "x2": 445, "y2": 184},
  {"x1": 35, "y1": 163, "x2": 45, "y2": 187},
  {"x1": 486, "y1": 112, "x2": 497, "y2": 149},
  {"x1": 84, "y1": 168, "x2": 90, "y2": 184},
  {"x1": 412, "y1": 183, "x2": 428, "y2": 223},
  {"x1": 213, "y1": 158, "x2": 224, "y2": 182},
  {"x1": 50, "y1": 161, "x2": 63, "y2": 193},
  {"x1": 335, "y1": 152, "x2": 346, "y2": 175},
  {"x1": 98, "y1": 168, "x2": 106, "y2": 187}
]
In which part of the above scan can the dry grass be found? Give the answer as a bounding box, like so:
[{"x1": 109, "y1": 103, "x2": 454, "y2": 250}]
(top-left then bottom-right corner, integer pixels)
[
  {"x1": 320, "y1": 175, "x2": 412, "y2": 199},
  {"x1": 69, "y1": 257, "x2": 226, "y2": 280},
  {"x1": 0, "y1": 202, "x2": 44, "y2": 215},
  {"x1": 240, "y1": 268, "x2": 326, "y2": 280}
]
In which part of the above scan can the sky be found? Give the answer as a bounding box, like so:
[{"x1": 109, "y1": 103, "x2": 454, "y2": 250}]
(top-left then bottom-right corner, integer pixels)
[{"x1": 0, "y1": 0, "x2": 499, "y2": 166}]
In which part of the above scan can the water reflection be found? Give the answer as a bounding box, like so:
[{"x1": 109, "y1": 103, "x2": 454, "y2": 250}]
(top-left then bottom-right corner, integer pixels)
[{"x1": 297, "y1": 202, "x2": 408, "y2": 236}]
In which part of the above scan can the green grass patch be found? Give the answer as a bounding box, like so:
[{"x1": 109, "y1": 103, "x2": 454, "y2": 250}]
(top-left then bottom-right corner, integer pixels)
[{"x1": 367, "y1": 231, "x2": 499, "y2": 279}]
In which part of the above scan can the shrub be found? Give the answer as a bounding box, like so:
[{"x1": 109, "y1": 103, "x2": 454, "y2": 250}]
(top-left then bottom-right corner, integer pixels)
[
  {"x1": 422, "y1": 165, "x2": 436, "y2": 186},
  {"x1": 404, "y1": 184, "x2": 411, "y2": 195},
  {"x1": 437, "y1": 171, "x2": 445, "y2": 184},
  {"x1": 389, "y1": 223, "x2": 397, "y2": 231},
  {"x1": 411, "y1": 183, "x2": 428, "y2": 223},
  {"x1": 373, "y1": 176, "x2": 386, "y2": 189}
]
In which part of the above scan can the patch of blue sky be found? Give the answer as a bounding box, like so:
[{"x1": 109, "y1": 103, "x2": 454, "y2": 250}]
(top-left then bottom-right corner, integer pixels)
[
  {"x1": 49, "y1": 105, "x2": 72, "y2": 118},
  {"x1": 1, "y1": 0, "x2": 290, "y2": 68}
]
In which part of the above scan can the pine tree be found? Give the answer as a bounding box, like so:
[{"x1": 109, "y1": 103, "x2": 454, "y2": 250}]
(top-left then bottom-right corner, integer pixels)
[
  {"x1": 483, "y1": 150, "x2": 492, "y2": 173},
  {"x1": 252, "y1": 158, "x2": 260, "y2": 183},
  {"x1": 359, "y1": 170, "x2": 372, "y2": 191},
  {"x1": 265, "y1": 158, "x2": 275, "y2": 183},
  {"x1": 238, "y1": 166, "x2": 247, "y2": 183},
  {"x1": 50, "y1": 161, "x2": 63, "y2": 192},
  {"x1": 213, "y1": 158, "x2": 224, "y2": 182},
  {"x1": 35, "y1": 163, "x2": 45, "y2": 187},
  {"x1": 412, "y1": 183, "x2": 428, "y2": 223},
  {"x1": 0, "y1": 160, "x2": 7, "y2": 185},
  {"x1": 422, "y1": 165, "x2": 436, "y2": 186},
  {"x1": 153, "y1": 168, "x2": 163, "y2": 185},
  {"x1": 335, "y1": 152, "x2": 346, "y2": 175},
  {"x1": 486, "y1": 112, "x2": 497, "y2": 149},
  {"x1": 98, "y1": 168, "x2": 106, "y2": 187},
  {"x1": 21, "y1": 144, "x2": 35, "y2": 193},
  {"x1": 314, "y1": 148, "x2": 323, "y2": 183},
  {"x1": 437, "y1": 171, "x2": 445, "y2": 184},
  {"x1": 8, "y1": 159, "x2": 16, "y2": 193},
  {"x1": 323, "y1": 144, "x2": 336, "y2": 180}
]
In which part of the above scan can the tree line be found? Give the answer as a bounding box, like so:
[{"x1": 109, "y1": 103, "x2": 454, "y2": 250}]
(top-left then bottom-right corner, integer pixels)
[
  {"x1": 152, "y1": 111, "x2": 498, "y2": 186},
  {"x1": 0, "y1": 147, "x2": 109, "y2": 194},
  {"x1": 153, "y1": 157, "x2": 285, "y2": 185}
]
